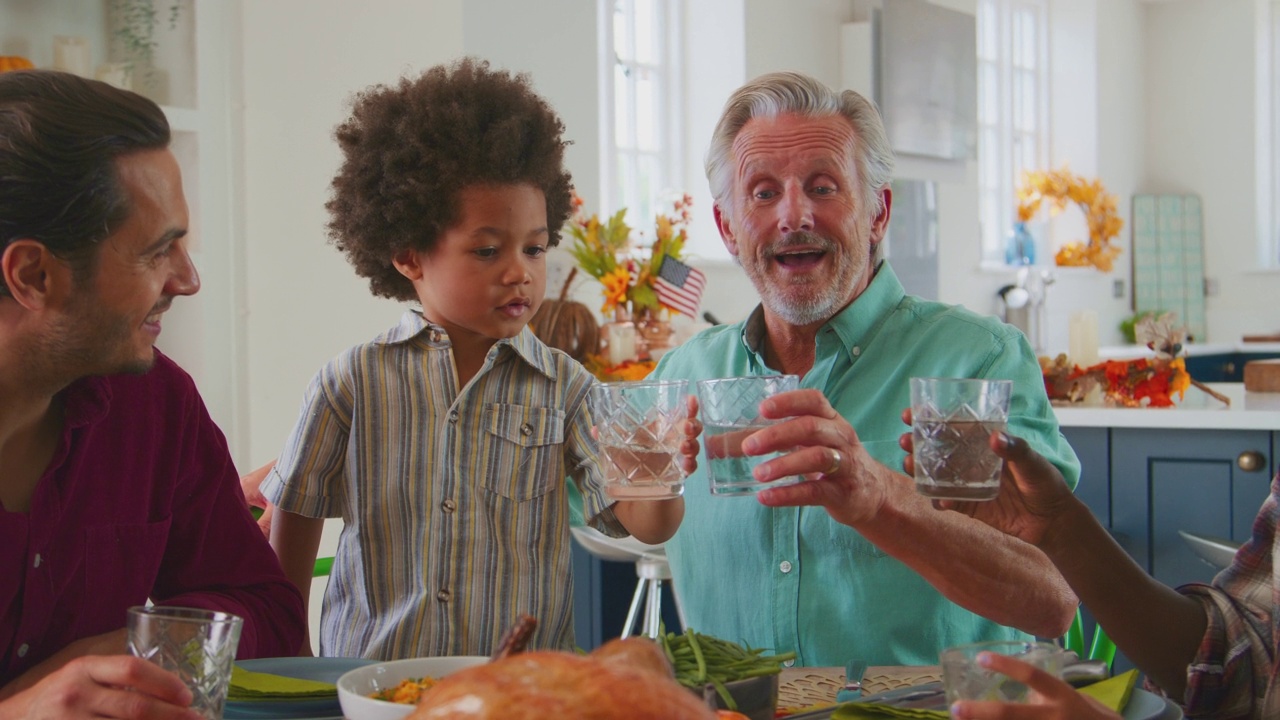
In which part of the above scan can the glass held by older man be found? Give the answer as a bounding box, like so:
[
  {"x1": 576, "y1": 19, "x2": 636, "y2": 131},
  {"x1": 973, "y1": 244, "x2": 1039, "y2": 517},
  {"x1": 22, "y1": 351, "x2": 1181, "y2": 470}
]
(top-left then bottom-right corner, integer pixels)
[{"x1": 649, "y1": 71, "x2": 1080, "y2": 667}]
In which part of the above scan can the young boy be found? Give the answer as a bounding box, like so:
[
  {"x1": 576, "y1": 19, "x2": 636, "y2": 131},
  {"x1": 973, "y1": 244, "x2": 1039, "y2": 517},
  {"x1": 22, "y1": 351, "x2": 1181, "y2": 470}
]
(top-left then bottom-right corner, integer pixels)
[{"x1": 260, "y1": 58, "x2": 692, "y2": 660}]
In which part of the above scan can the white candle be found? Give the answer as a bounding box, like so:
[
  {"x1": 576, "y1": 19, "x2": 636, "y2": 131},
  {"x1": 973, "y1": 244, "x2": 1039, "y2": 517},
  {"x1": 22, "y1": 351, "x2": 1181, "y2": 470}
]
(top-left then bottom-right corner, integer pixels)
[
  {"x1": 603, "y1": 322, "x2": 637, "y2": 366},
  {"x1": 1068, "y1": 311, "x2": 1099, "y2": 367}
]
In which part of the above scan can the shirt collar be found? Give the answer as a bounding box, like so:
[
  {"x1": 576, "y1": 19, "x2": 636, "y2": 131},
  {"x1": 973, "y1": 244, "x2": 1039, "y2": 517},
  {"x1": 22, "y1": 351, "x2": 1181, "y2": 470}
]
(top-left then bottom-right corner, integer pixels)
[
  {"x1": 377, "y1": 309, "x2": 558, "y2": 380},
  {"x1": 740, "y1": 261, "x2": 906, "y2": 358},
  {"x1": 57, "y1": 374, "x2": 113, "y2": 430}
]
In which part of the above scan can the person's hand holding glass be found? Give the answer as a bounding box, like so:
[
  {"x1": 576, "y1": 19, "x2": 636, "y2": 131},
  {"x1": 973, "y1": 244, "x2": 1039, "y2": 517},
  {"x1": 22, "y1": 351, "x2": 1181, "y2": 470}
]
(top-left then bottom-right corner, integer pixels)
[{"x1": 947, "y1": 652, "x2": 1121, "y2": 720}]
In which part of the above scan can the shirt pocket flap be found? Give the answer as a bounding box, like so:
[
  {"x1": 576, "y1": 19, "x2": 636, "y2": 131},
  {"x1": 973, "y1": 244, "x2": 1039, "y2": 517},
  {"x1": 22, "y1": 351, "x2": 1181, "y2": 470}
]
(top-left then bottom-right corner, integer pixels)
[{"x1": 485, "y1": 404, "x2": 565, "y2": 447}]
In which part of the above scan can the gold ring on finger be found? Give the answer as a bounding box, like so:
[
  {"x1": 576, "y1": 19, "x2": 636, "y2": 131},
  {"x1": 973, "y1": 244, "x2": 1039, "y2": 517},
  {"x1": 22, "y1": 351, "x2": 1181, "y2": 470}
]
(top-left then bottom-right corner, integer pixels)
[{"x1": 824, "y1": 449, "x2": 842, "y2": 476}]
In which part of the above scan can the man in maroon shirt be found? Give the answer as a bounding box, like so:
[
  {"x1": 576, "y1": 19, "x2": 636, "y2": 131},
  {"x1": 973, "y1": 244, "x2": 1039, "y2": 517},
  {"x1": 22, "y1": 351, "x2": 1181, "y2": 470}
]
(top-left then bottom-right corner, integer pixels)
[{"x1": 0, "y1": 71, "x2": 305, "y2": 718}]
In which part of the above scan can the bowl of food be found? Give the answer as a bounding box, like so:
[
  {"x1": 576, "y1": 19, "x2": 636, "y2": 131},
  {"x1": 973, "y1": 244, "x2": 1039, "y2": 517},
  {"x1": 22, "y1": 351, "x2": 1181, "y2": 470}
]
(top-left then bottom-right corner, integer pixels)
[
  {"x1": 702, "y1": 674, "x2": 780, "y2": 720},
  {"x1": 336, "y1": 656, "x2": 488, "y2": 720},
  {"x1": 663, "y1": 629, "x2": 788, "y2": 720}
]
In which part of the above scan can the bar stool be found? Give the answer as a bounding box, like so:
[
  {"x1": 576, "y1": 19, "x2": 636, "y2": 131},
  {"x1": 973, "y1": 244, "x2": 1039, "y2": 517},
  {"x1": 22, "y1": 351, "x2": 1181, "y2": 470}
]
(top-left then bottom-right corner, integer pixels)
[{"x1": 570, "y1": 525, "x2": 686, "y2": 639}]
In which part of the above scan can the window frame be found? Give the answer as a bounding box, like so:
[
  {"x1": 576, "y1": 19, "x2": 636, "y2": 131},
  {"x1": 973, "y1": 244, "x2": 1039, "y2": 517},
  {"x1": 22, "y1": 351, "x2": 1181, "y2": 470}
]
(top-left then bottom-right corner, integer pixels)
[
  {"x1": 599, "y1": 0, "x2": 684, "y2": 234},
  {"x1": 976, "y1": 0, "x2": 1051, "y2": 264}
]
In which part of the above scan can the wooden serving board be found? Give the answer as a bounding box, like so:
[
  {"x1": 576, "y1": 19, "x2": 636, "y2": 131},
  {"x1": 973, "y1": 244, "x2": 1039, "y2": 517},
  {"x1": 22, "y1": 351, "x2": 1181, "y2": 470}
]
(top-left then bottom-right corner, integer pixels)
[{"x1": 1244, "y1": 359, "x2": 1280, "y2": 392}]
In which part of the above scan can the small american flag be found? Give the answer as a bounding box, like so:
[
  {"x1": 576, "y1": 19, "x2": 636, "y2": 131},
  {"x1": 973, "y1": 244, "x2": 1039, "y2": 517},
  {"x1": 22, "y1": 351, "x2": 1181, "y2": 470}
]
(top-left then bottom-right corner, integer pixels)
[{"x1": 653, "y1": 255, "x2": 706, "y2": 318}]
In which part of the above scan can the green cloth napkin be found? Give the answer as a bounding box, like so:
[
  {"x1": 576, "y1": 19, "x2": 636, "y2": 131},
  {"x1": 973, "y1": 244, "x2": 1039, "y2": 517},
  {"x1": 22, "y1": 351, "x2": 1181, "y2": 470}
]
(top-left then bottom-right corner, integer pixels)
[
  {"x1": 226, "y1": 664, "x2": 337, "y2": 701},
  {"x1": 1079, "y1": 669, "x2": 1140, "y2": 713},
  {"x1": 829, "y1": 669, "x2": 1140, "y2": 719}
]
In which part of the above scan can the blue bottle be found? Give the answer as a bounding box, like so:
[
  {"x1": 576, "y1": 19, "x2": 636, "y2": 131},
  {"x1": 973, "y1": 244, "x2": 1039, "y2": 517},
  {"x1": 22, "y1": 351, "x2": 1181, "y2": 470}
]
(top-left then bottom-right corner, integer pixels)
[{"x1": 1005, "y1": 221, "x2": 1036, "y2": 266}]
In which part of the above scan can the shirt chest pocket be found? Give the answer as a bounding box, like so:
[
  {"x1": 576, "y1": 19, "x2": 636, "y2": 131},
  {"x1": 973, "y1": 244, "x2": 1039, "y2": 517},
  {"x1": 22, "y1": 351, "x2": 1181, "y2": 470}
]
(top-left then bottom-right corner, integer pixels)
[{"x1": 479, "y1": 404, "x2": 566, "y2": 502}]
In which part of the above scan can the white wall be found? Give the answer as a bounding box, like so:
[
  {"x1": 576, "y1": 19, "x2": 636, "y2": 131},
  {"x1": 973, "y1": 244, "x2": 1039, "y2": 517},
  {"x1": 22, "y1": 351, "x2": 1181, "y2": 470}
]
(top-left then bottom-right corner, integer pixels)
[
  {"x1": 240, "y1": 1, "x2": 465, "y2": 467},
  {"x1": 1145, "y1": 0, "x2": 1280, "y2": 342}
]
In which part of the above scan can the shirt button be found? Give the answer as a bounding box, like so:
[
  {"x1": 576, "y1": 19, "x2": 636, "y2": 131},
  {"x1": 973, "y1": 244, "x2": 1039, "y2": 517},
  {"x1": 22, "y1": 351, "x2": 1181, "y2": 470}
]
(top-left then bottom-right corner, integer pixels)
[
  {"x1": 852, "y1": 346, "x2": 862, "y2": 356},
  {"x1": 520, "y1": 423, "x2": 534, "y2": 436},
  {"x1": 783, "y1": 658, "x2": 795, "y2": 668},
  {"x1": 448, "y1": 410, "x2": 459, "y2": 424},
  {"x1": 779, "y1": 560, "x2": 793, "y2": 573},
  {"x1": 436, "y1": 589, "x2": 451, "y2": 602},
  {"x1": 16, "y1": 644, "x2": 28, "y2": 658},
  {"x1": 33, "y1": 553, "x2": 41, "y2": 568},
  {"x1": 441, "y1": 499, "x2": 457, "y2": 513}
]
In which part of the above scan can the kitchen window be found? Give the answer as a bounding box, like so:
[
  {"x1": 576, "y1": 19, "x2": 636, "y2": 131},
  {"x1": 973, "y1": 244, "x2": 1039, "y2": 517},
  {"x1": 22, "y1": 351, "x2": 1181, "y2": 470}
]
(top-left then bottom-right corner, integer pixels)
[
  {"x1": 976, "y1": 0, "x2": 1050, "y2": 264},
  {"x1": 601, "y1": 0, "x2": 683, "y2": 231}
]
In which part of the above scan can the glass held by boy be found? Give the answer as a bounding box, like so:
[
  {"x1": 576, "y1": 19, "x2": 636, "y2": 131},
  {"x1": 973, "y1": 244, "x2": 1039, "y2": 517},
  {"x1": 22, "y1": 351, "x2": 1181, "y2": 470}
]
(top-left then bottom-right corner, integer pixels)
[{"x1": 252, "y1": 58, "x2": 701, "y2": 661}]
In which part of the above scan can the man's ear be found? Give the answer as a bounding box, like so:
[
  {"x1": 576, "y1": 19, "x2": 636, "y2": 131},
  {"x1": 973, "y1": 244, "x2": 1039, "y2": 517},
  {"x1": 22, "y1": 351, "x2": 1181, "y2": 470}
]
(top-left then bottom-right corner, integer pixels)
[
  {"x1": 869, "y1": 186, "x2": 893, "y2": 248},
  {"x1": 1, "y1": 240, "x2": 64, "y2": 310},
  {"x1": 713, "y1": 204, "x2": 739, "y2": 258},
  {"x1": 391, "y1": 248, "x2": 424, "y2": 281}
]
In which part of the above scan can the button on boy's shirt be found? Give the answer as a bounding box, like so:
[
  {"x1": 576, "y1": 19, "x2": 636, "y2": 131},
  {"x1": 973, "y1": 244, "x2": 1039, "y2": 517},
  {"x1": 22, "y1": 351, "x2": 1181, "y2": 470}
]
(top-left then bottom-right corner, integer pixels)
[{"x1": 262, "y1": 311, "x2": 624, "y2": 660}]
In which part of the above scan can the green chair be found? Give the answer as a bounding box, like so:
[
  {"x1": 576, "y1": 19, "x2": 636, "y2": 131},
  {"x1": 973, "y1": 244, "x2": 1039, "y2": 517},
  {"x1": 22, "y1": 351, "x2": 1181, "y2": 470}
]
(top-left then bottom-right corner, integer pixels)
[{"x1": 1064, "y1": 607, "x2": 1117, "y2": 671}]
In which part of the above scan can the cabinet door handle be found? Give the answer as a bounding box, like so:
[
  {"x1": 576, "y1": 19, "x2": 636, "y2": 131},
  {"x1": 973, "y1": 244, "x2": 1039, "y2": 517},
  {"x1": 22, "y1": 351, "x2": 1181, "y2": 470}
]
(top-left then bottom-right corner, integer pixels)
[
  {"x1": 1223, "y1": 362, "x2": 1237, "y2": 375},
  {"x1": 1238, "y1": 451, "x2": 1266, "y2": 472}
]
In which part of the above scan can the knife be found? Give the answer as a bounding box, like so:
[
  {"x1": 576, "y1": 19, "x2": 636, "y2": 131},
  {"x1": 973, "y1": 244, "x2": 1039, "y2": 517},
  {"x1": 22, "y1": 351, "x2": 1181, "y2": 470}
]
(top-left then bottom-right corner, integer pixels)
[{"x1": 835, "y1": 659, "x2": 869, "y2": 702}]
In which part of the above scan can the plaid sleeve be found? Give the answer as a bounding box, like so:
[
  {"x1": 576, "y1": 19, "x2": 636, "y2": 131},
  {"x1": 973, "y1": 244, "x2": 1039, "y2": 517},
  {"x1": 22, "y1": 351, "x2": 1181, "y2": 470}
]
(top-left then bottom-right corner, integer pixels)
[{"x1": 1154, "y1": 471, "x2": 1280, "y2": 718}]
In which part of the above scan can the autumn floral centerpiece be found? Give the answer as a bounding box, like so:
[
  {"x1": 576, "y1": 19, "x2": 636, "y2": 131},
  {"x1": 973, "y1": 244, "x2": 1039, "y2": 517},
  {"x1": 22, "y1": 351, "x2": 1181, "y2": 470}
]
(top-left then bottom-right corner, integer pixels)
[
  {"x1": 565, "y1": 193, "x2": 704, "y2": 379},
  {"x1": 1017, "y1": 167, "x2": 1124, "y2": 272},
  {"x1": 1041, "y1": 312, "x2": 1227, "y2": 408}
]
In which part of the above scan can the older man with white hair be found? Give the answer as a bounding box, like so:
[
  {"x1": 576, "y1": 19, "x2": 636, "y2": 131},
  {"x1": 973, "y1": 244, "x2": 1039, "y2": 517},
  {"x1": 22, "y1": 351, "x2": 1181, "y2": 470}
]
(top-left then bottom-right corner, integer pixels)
[{"x1": 649, "y1": 71, "x2": 1081, "y2": 666}]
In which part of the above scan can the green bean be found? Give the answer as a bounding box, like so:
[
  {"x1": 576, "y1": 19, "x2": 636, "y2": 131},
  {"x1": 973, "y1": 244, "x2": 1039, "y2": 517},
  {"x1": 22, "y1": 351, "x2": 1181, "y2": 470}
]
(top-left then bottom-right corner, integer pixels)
[
  {"x1": 687, "y1": 627, "x2": 708, "y2": 683},
  {"x1": 661, "y1": 627, "x2": 795, "y2": 701}
]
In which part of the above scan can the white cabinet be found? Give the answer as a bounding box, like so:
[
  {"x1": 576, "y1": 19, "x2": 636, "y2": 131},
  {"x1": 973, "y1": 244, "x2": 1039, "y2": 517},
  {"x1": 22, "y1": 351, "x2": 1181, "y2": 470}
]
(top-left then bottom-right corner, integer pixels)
[{"x1": 0, "y1": 1, "x2": 243, "y2": 452}]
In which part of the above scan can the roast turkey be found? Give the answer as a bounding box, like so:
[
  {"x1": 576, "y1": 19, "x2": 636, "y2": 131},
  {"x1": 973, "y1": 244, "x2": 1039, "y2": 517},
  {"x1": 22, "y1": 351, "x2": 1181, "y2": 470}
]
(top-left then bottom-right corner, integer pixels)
[{"x1": 408, "y1": 636, "x2": 717, "y2": 719}]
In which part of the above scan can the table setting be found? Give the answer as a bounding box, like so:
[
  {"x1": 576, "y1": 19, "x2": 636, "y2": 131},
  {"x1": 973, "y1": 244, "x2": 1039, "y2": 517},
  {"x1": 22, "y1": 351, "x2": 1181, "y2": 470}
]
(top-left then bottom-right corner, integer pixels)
[{"x1": 774, "y1": 660, "x2": 1182, "y2": 720}]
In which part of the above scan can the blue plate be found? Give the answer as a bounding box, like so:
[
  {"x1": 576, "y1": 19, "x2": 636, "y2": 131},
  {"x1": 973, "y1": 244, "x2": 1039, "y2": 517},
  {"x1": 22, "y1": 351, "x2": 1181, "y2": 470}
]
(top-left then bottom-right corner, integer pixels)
[{"x1": 224, "y1": 657, "x2": 373, "y2": 719}]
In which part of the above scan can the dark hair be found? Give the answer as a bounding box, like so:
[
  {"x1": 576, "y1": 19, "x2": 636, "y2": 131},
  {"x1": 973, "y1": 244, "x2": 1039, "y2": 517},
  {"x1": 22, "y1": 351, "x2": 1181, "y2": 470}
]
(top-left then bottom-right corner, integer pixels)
[
  {"x1": 0, "y1": 69, "x2": 171, "y2": 296},
  {"x1": 326, "y1": 57, "x2": 574, "y2": 301}
]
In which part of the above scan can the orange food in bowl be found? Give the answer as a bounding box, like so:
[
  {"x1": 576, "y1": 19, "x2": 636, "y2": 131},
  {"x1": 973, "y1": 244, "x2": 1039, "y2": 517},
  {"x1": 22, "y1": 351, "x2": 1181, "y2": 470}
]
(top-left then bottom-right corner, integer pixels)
[{"x1": 370, "y1": 677, "x2": 438, "y2": 704}]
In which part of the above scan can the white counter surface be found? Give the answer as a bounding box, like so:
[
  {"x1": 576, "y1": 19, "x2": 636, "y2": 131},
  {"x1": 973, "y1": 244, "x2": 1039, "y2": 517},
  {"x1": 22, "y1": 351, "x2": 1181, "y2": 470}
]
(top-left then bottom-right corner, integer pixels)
[
  {"x1": 1053, "y1": 383, "x2": 1280, "y2": 430},
  {"x1": 1099, "y1": 342, "x2": 1280, "y2": 358}
]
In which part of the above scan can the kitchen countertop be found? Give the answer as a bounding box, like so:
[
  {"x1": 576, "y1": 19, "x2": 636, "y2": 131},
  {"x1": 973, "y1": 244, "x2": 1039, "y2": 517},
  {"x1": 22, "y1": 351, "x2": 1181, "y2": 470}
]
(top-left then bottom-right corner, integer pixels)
[
  {"x1": 1100, "y1": 342, "x2": 1280, "y2": 358},
  {"x1": 1053, "y1": 383, "x2": 1280, "y2": 430}
]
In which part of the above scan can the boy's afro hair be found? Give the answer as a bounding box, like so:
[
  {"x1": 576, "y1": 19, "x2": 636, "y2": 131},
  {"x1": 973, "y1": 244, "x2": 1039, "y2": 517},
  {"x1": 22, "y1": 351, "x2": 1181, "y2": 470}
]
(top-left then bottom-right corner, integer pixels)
[{"x1": 326, "y1": 57, "x2": 573, "y2": 301}]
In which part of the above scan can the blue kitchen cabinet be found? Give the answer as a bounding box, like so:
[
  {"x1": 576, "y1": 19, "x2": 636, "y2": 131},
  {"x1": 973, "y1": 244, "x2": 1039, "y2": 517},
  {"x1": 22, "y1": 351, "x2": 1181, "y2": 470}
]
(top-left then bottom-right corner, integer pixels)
[
  {"x1": 1184, "y1": 351, "x2": 1280, "y2": 382},
  {"x1": 1183, "y1": 353, "x2": 1240, "y2": 382},
  {"x1": 1109, "y1": 428, "x2": 1272, "y2": 589},
  {"x1": 1060, "y1": 426, "x2": 1273, "y2": 673},
  {"x1": 1061, "y1": 427, "x2": 1110, "y2": 525},
  {"x1": 571, "y1": 544, "x2": 682, "y2": 651}
]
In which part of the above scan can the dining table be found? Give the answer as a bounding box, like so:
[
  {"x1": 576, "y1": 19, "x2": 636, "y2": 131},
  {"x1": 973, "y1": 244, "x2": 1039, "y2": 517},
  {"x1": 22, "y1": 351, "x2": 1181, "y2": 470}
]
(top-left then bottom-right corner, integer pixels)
[
  {"x1": 231, "y1": 662, "x2": 1183, "y2": 719},
  {"x1": 778, "y1": 664, "x2": 942, "y2": 708}
]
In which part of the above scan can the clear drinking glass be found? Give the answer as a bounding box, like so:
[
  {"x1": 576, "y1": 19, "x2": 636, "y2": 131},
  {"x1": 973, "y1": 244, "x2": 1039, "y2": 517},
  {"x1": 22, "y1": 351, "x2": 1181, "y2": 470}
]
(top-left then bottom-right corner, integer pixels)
[
  {"x1": 696, "y1": 374, "x2": 803, "y2": 495},
  {"x1": 911, "y1": 377, "x2": 1013, "y2": 501},
  {"x1": 127, "y1": 606, "x2": 244, "y2": 720},
  {"x1": 589, "y1": 379, "x2": 690, "y2": 500},
  {"x1": 940, "y1": 640, "x2": 1065, "y2": 703}
]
